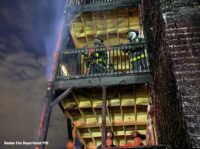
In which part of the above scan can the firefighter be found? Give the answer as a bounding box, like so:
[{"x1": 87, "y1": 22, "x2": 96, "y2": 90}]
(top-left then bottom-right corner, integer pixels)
[
  {"x1": 126, "y1": 131, "x2": 146, "y2": 147},
  {"x1": 66, "y1": 139, "x2": 74, "y2": 149},
  {"x1": 97, "y1": 131, "x2": 116, "y2": 149},
  {"x1": 88, "y1": 36, "x2": 108, "y2": 74},
  {"x1": 125, "y1": 30, "x2": 147, "y2": 71}
]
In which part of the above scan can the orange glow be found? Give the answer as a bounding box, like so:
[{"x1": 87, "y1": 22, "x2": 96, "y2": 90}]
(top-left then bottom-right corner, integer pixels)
[
  {"x1": 39, "y1": 105, "x2": 46, "y2": 129},
  {"x1": 37, "y1": 104, "x2": 46, "y2": 137},
  {"x1": 66, "y1": 141, "x2": 74, "y2": 149},
  {"x1": 49, "y1": 30, "x2": 62, "y2": 81}
]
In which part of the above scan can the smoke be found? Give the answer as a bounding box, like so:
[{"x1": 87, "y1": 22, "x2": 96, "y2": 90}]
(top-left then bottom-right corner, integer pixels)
[
  {"x1": 0, "y1": 0, "x2": 66, "y2": 77},
  {"x1": 0, "y1": 0, "x2": 68, "y2": 148}
]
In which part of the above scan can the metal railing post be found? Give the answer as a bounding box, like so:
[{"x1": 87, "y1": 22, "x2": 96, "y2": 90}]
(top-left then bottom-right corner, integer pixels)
[
  {"x1": 101, "y1": 86, "x2": 107, "y2": 149},
  {"x1": 60, "y1": 42, "x2": 149, "y2": 79}
]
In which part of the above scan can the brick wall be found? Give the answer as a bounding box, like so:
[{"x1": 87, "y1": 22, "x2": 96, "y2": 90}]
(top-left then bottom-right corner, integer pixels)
[
  {"x1": 162, "y1": 0, "x2": 200, "y2": 148},
  {"x1": 143, "y1": 0, "x2": 200, "y2": 148}
]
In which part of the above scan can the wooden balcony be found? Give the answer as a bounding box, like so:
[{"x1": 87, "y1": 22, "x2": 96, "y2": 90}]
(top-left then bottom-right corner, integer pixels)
[
  {"x1": 59, "y1": 84, "x2": 151, "y2": 147},
  {"x1": 54, "y1": 43, "x2": 152, "y2": 89}
]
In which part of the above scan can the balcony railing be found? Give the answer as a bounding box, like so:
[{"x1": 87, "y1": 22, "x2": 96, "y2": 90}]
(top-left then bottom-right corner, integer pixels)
[
  {"x1": 69, "y1": 0, "x2": 122, "y2": 5},
  {"x1": 65, "y1": 0, "x2": 140, "y2": 13},
  {"x1": 56, "y1": 43, "x2": 150, "y2": 80},
  {"x1": 67, "y1": 0, "x2": 140, "y2": 6}
]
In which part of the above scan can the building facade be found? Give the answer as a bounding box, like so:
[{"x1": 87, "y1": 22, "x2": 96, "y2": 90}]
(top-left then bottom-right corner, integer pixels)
[{"x1": 36, "y1": 0, "x2": 200, "y2": 149}]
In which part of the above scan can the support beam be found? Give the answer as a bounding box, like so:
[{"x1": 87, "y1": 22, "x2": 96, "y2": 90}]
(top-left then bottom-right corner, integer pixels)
[
  {"x1": 75, "y1": 121, "x2": 147, "y2": 128},
  {"x1": 120, "y1": 93, "x2": 126, "y2": 143},
  {"x1": 101, "y1": 86, "x2": 107, "y2": 149},
  {"x1": 89, "y1": 97, "x2": 99, "y2": 124},
  {"x1": 54, "y1": 74, "x2": 153, "y2": 89},
  {"x1": 107, "y1": 107, "x2": 114, "y2": 132},
  {"x1": 73, "y1": 94, "x2": 96, "y2": 144},
  {"x1": 50, "y1": 88, "x2": 72, "y2": 107}
]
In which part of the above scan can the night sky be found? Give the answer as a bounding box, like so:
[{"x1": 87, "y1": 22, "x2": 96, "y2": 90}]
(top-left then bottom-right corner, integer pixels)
[{"x1": 0, "y1": 0, "x2": 67, "y2": 148}]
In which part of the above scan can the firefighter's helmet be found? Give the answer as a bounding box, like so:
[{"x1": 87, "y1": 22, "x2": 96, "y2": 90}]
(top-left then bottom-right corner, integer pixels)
[
  {"x1": 127, "y1": 30, "x2": 139, "y2": 40},
  {"x1": 93, "y1": 35, "x2": 104, "y2": 46},
  {"x1": 106, "y1": 131, "x2": 114, "y2": 139},
  {"x1": 131, "y1": 131, "x2": 146, "y2": 140}
]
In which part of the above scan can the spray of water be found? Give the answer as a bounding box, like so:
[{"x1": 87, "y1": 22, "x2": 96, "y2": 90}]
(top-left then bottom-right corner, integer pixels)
[
  {"x1": 34, "y1": 1, "x2": 89, "y2": 148},
  {"x1": 44, "y1": 13, "x2": 65, "y2": 80},
  {"x1": 35, "y1": 0, "x2": 69, "y2": 148},
  {"x1": 49, "y1": 20, "x2": 64, "y2": 81}
]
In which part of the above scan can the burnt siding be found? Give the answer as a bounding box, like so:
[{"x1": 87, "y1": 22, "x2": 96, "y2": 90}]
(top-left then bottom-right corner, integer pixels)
[
  {"x1": 144, "y1": 0, "x2": 200, "y2": 148},
  {"x1": 144, "y1": 1, "x2": 187, "y2": 148}
]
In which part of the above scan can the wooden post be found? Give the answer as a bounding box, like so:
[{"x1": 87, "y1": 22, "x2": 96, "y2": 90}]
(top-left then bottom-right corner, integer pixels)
[
  {"x1": 35, "y1": 85, "x2": 53, "y2": 149},
  {"x1": 36, "y1": 86, "x2": 72, "y2": 149},
  {"x1": 101, "y1": 86, "x2": 107, "y2": 149},
  {"x1": 50, "y1": 88, "x2": 72, "y2": 107}
]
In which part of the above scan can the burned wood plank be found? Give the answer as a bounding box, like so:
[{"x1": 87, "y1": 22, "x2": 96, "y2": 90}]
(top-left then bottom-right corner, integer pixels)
[{"x1": 53, "y1": 74, "x2": 153, "y2": 89}]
